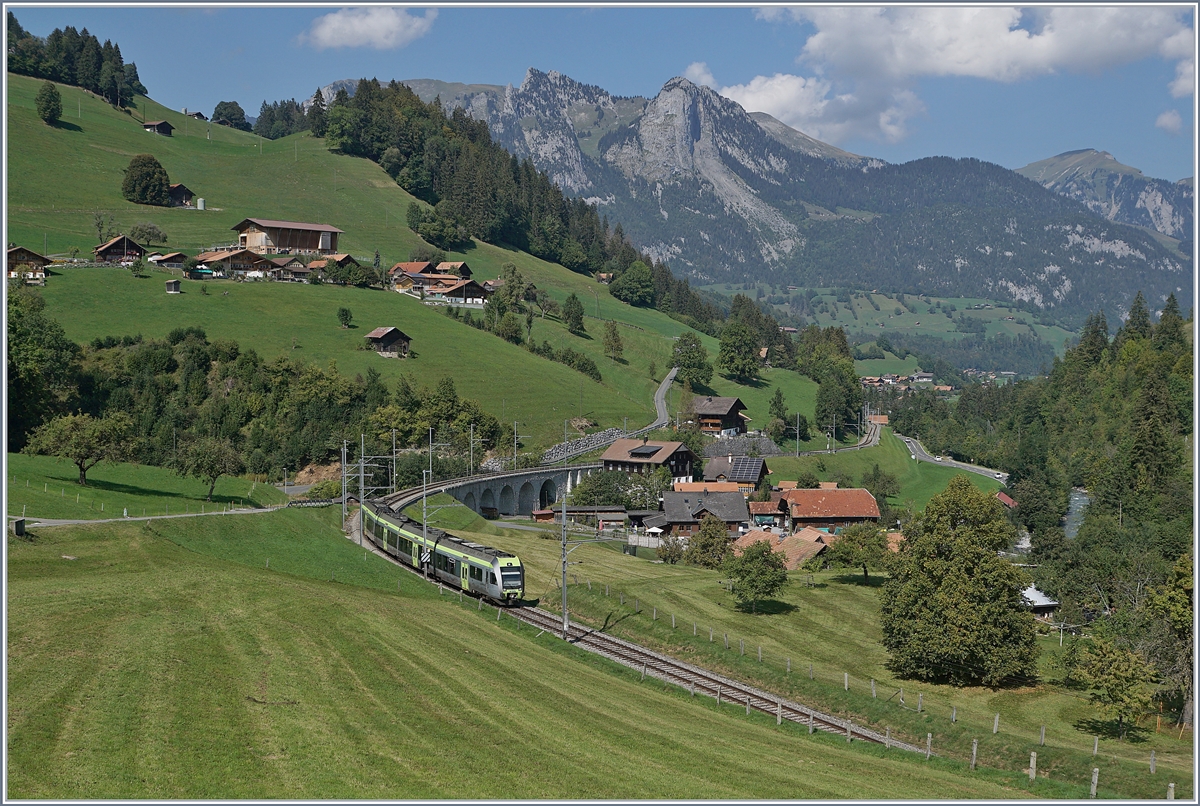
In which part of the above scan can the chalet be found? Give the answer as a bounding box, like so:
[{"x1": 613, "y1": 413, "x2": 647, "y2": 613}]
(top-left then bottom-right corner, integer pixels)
[
  {"x1": 782, "y1": 488, "x2": 880, "y2": 531},
  {"x1": 150, "y1": 251, "x2": 187, "y2": 270},
  {"x1": 168, "y1": 183, "x2": 194, "y2": 207},
  {"x1": 601, "y1": 438, "x2": 697, "y2": 485},
  {"x1": 436, "y1": 261, "x2": 473, "y2": 279},
  {"x1": 732, "y1": 529, "x2": 825, "y2": 570},
  {"x1": 7, "y1": 246, "x2": 51, "y2": 285},
  {"x1": 673, "y1": 482, "x2": 740, "y2": 494},
  {"x1": 912, "y1": 371, "x2": 934, "y2": 382},
  {"x1": 703, "y1": 456, "x2": 768, "y2": 493},
  {"x1": 426, "y1": 278, "x2": 489, "y2": 306},
  {"x1": 1022, "y1": 585, "x2": 1059, "y2": 618},
  {"x1": 364, "y1": 327, "x2": 411, "y2": 358},
  {"x1": 692, "y1": 396, "x2": 749, "y2": 437},
  {"x1": 93, "y1": 235, "x2": 145, "y2": 263},
  {"x1": 647, "y1": 491, "x2": 749, "y2": 538},
  {"x1": 231, "y1": 218, "x2": 343, "y2": 255},
  {"x1": 389, "y1": 261, "x2": 436, "y2": 277},
  {"x1": 165, "y1": 279, "x2": 181, "y2": 294},
  {"x1": 748, "y1": 499, "x2": 787, "y2": 529},
  {"x1": 309, "y1": 253, "x2": 360, "y2": 271},
  {"x1": 143, "y1": 120, "x2": 174, "y2": 136},
  {"x1": 183, "y1": 109, "x2": 208, "y2": 121},
  {"x1": 194, "y1": 249, "x2": 267, "y2": 278},
  {"x1": 264, "y1": 255, "x2": 307, "y2": 281},
  {"x1": 596, "y1": 272, "x2": 614, "y2": 284}
]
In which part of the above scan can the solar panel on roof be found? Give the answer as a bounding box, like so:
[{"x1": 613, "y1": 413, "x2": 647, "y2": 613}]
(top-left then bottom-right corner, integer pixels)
[
  {"x1": 731, "y1": 457, "x2": 761, "y2": 479},
  {"x1": 629, "y1": 444, "x2": 660, "y2": 457}
]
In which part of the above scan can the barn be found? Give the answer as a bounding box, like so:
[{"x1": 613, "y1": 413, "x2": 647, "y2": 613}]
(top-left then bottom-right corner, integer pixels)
[{"x1": 231, "y1": 218, "x2": 343, "y2": 255}]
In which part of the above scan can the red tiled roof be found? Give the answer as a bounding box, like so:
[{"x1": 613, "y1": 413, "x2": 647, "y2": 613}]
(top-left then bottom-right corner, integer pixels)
[
  {"x1": 674, "y1": 482, "x2": 740, "y2": 493},
  {"x1": 732, "y1": 530, "x2": 825, "y2": 570},
  {"x1": 389, "y1": 261, "x2": 434, "y2": 275},
  {"x1": 995, "y1": 492, "x2": 1016, "y2": 509},
  {"x1": 782, "y1": 488, "x2": 880, "y2": 520},
  {"x1": 749, "y1": 500, "x2": 783, "y2": 515}
]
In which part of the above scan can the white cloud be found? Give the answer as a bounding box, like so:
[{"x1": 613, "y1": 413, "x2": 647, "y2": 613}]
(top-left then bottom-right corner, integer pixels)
[
  {"x1": 1156, "y1": 109, "x2": 1183, "y2": 135},
  {"x1": 724, "y1": 7, "x2": 1194, "y2": 144},
  {"x1": 684, "y1": 62, "x2": 718, "y2": 90},
  {"x1": 302, "y1": 7, "x2": 436, "y2": 50}
]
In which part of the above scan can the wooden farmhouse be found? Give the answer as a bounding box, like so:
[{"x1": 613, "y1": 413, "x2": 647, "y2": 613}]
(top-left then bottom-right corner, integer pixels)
[
  {"x1": 364, "y1": 327, "x2": 411, "y2": 358},
  {"x1": 142, "y1": 120, "x2": 174, "y2": 136},
  {"x1": 692, "y1": 396, "x2": 749, "y2": 437},
  {"x1": 150, "y1": 252, "x2": 187, "y2": 270},
  {"x1": 426, "y1": 278, "x2": 489, "y2": 305},
  {"x1": 94, "y1": 235, "x2": 145, "y2": 263},
  {"x1": 644, "y1": 491, "x2": 749, "y2": 538},
  {"x1": 601, "y1": 438, "x2": 697, "y2": 485},
  {"x1": 169, "y1": 183, "x2": 194, "y2": 207},
  {"x1": 781, "y1": 488, "x2": 880, "y2": 531},
  {"x1": 435, "y1": 261, "x2": 473, "y2": 279},
  {"x1": 232, "y1": 218, "x2": 343, "y2": 255},
  {"x1": 703, "y1": 455, "x2": 768, "y2": 493},
  {"x1": 7, "y1": 246, "x2": 51, "y2": 285},
  {"x1": 194, "y1": 249, "x2": 270, "y2": 278},
  {"x1": 389, "y1": 261, "x2": 436, "y2": 276}
]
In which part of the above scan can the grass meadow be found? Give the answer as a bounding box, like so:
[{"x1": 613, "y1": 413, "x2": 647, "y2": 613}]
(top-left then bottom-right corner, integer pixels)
[
  {"x1": 9, "y1": 511, "x2": 1055, "y2": 799},
  {"x1": 417, "y1": 500, "x2": 1191, "y2": 801},
  {"x1": 10, "y1": 71, "x2": 823, "y2": 448},
  {"x1": 6, "y1": 452, "x2": 287, "y2": 519}
]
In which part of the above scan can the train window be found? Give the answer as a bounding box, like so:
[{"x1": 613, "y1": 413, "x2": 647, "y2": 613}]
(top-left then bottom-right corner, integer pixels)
[{"x1": 500, "y1": 567, "x2": 522, "y2": 589}]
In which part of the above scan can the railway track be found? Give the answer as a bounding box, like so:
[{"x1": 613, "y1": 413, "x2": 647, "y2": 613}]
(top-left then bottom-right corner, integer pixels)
[
  {"x1": 509, "y1": 605, "x2": 925, "y2": 755},
  {"x1": 363, "y1": 485, "x2": 924, "y2": 755}
]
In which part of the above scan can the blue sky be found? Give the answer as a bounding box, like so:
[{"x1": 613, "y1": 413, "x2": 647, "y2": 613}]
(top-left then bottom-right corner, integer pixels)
[{"x1": 12, "y1": 5, "x2": 1196, "y2": 180}]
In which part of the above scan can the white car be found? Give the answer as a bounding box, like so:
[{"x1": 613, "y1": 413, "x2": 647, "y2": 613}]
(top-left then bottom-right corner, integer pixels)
[
  {"x1": 995, "y1": 472, "x2": 1004, "y2": 479},
  {"x1": 935, "y1": 456, "x2": 943, "y2": 462}
]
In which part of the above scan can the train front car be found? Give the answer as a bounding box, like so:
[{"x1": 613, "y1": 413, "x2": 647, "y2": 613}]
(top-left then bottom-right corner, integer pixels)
[{"x1": 493, "y1": 555, "x2": 524, "y2": 603}]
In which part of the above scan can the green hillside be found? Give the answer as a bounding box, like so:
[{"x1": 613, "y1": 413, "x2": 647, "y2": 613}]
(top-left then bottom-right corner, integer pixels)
[
  {"x1": 9, "y1": 514, "x2": 1050, "y2": 799},
  {"x1": 8, "y1": 72, "x2": 817, "y2": 449}
]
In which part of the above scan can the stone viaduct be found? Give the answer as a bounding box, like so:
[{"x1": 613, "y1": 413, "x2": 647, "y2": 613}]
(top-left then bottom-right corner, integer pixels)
[{"x1": 382, "y1": 463, "x2": 601, "y2": 517}]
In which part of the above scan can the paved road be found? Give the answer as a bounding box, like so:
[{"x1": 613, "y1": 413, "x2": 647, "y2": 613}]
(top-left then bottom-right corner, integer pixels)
[
  {"x1": 895, "y1": 432, "x2": 1008, "y2": 483},
  {"x1": 647, "y1": 366, "x2": 678, "y2": 430},
  {"x1": 10, "y1": 505, "x2": 287, "y2": 529}
]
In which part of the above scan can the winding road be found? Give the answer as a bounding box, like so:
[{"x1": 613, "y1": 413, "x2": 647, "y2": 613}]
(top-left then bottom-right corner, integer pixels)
[{"x1": 895, "y1": 432, "x2": 1008, "y2": 483}]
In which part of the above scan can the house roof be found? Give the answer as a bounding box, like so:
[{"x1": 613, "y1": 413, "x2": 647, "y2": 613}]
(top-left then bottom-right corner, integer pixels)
[
  {"x1": 749, "y1": 500, "x2": 784, "y2": 515},
  {"x1": 390, "y1": 261, "x2": 434, "y2": 275},
  {"x1": 267, "y1": 256, "x2": 303, "y2": 267},
  {"x1": 703, "y1": 456, "x2": 767, "y2": 484},
  {"x1": 777, "y1": 480, "x2": 799, "y2": 491},
  {"x1": 661, "y1": 491, "x2": 748, "y2": 525},
  {"x1": 436, "y1": 261, "x2": 470, "y2": 273},
  {"x1": 169, "y1": 183, "x2": 191, "y2": 192},
  {"x1": 674, "y1": 482, "x2": 740, "y2": 494},
  {"x1": 601, "y1": 439, "x2": 693, "y2": 466},
  {"x1": 195, "y1": 249, "x2": 262, "y2": 262},
  {"x1": 782, "y1": 488, "x2": 881, "y2": 520},
  {"x1": 154, "y1": 252, "x2": 186, "y2": 261},
  {"x1": 8, "y1": 246, "x2": 50, "y2": 263},
  {"x1": 143, "y1": 120, "x2": 172, "y2": 128},
  {"x1": 692, "y1": 396, "x2": 746, "y2": 416},
  {"x1": 433, "y1": 279, "x2": 486, "y2": 295},
  {"x1": 364, "y1": 327, "x2": 410, "y2": 341},
  {"x1": 551, "y1": 505, "x2": 627, "y2": 514},
  {"x1": 733, "y1": 530, "x2": 825, "y2": 569},
  {"x1": 995, "y1": 492, "x2": 1017, "y2": 509},
  {"x1": 94, "y1": 234, "x2": 142, "y2": 252},
  {"x1": 1022, "y1": 585, "x2": 1058, "y2": 609},
  {"x1": 231, "y1": 218, "x2": 343, "y2": 234}
]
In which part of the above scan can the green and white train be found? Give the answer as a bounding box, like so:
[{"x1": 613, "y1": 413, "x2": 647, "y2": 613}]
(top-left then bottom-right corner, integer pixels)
[{"x1": 362, "y1": 500, "x2": 525, "y2": 603}]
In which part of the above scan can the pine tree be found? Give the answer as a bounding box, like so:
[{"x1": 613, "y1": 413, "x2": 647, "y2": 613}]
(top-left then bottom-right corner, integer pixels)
[
  {"x1": 602, "y1": 320, "x2": 624, "y2": 362},
  {"x1": 35, "y1": 81, "x2": 62, "y2": 125},
  {"x1": 562, "y1": 293, "x2": 585, "y2": 333},
  {"x1": 307, "y1": 87, "x2": 327, "y2": 137},
  {"x1": 1123, "y1": 291, "x2": 1152, "y2": 340}
]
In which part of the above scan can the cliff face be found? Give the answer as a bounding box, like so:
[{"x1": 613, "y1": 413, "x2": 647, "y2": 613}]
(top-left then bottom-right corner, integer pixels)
[
  {"x1": 317, "y1": 72, "x2": 1191, "y2": 322},
  {"x1": 1017, "y1": 149, "x2": 1193, "y2": 239}
]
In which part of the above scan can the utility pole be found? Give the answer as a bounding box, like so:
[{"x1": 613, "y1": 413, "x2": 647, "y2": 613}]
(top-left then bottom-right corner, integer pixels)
[
  {"x1": 341, "y1": 441, "x2": 347, "y2": 524},
  {"x1": 358, "y1": 434, "x2": 365, "y2": 545},
  {"x1": 796, "y1": 412, "x2": 800, "y2": 458},
  {"x1": 391, "y1": 429, "x2": 397, "y2": 494}
]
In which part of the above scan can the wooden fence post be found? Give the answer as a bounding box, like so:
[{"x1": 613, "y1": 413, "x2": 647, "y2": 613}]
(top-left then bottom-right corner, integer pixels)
[
  {"x1": 724, "y1": 633, "x2": 729, "y2": 650},
  {"x1": 1090, "y1": 768, "x2": 1098, "y2": 798},
  {"x1": 871, "y1": 679, "x2": 876, "y2": 698},
  {"x1": 1168, "y1": 783, "x2": 1175, "y2": 800},
  {"x1": 1150, "y1": 750, "x2": 1156, "y2": 774},
  {"x1": 745, "y1": 694, "x2": 750, "y2": 715},
  {"x1": 846, "y1": 722, "x2": 852, "y2": 743},
  {"x1": 716, "y1": 686, "x2": 722, "y2": 706},
  {"x1": 1093, "y1": 735, "x2": 1098, "y2": 755},
  {"x1": 917, "y1": 693, "x2": 923, "y2": 712},
  {"x1": 758, "y1": 646, "x2": 762, "y2": 662},
  {"x1": 652, "y1": 606, "x2": 656, "y2": 621},
  {"x1": 884, "y1": 726, "x2": 890, "y2": 749},
  {"x1": 787, "y1": 658, "x2": 791, "y2": 673},
  {"x1": 971, "y1": 739, "x2": 978, "y2": 771},
  {"x1": 844, "y1": 672, "x2": 849, "y2": 690},
  {"x1": 808, "y1": 712, "x2": 814, "y2": 734},
  {"x1": 777, "y1": 701, "x2": 782, "y2": 725},
  {"x1": 809, "y1": 663, "x2": 813, "y2": 680},
  {"x1": 993, "y1": 713, "x2": 1000, "y2": 733},
  {"x1": 1029, "y1": 751, "x2": 1037, "y2": 781},
  {"x1": 739, "y1": 638, "x2": 744, "y2": 655},
  {"x1": 951, "y1": 705, "x2": 956, "y2": 723},
  {"x1": 925, "y1": 733, "x2": 931, "y2": 760}
]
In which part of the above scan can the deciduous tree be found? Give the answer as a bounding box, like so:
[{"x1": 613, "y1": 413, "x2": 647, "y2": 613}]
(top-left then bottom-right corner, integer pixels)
[
  {"x1": 603, "y1": 320, "x2": 624, "y2": 362},
  {"x1": 880, "y1": 476, "x2": 1038, "y2": 686},
  {"x1": 562, "y1": 293, "x2": 585, "y2": 333},
  {"x1": 1082, "y1": 640, "x2": 1155, "y2": 739},
  {"x1": 176, "y1": 436, "x2": 243, "y2": 501},
  {"x1": 121, "y1": 154, "x2": 170, "y2": 206},
  {"x1": 35, "y1": 80, "x2": 61, "y2": 125},
  {"x1": 826, "y1": 522, "x2": 888, "y2": 581},
  {"x1": 129, "y1": 221, "x2": 167, "y2": 247},
  {"x1": 672, "y1": 331, "x2": 712, "y2": 390},
  {"x1": 684, "y1": 514, "x2": 732, "y2": 568},
  {"x1": 24, "y1": 412, "x2": 133, "y2": 485},
  {"x1": 717, "y1": 321, "x2": 760, "y2": 381},
  {"x1": 336, "y1": 307, "x2": 352, "y2": 329},
  {"x1": 724, "y1": 538, "x2": 788, "y2": 613},
  {"x1": 656, "y1": 535, "x2": 684, "y2": 564}
]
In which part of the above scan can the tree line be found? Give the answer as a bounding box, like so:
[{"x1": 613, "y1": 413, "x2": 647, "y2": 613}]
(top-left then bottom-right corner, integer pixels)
[
  {"x1": 7, "y1": 12, "x2": 147, "y2": 108},
  {"x1": 8, "y1": 287, "x2": 507, "y2": 491},
  {"x1": 870, "y1": 291, "x2": 1193, "y2": 724}
]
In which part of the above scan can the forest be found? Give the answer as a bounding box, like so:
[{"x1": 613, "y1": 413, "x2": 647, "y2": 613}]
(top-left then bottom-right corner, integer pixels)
[{"x1": 868, "y1": 292, "x2": 1193, "y2": 720}]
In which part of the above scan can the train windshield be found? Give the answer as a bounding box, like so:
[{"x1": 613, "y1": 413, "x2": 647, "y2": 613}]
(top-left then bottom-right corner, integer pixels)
[{"x1": 500, "y1": 568, "x2": 522, "y2": 589}]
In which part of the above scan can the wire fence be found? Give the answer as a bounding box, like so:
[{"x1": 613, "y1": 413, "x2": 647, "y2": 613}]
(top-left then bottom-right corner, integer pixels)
[{"x1": 542, "y1": 577, "x2": 1191, "y2": 800}]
